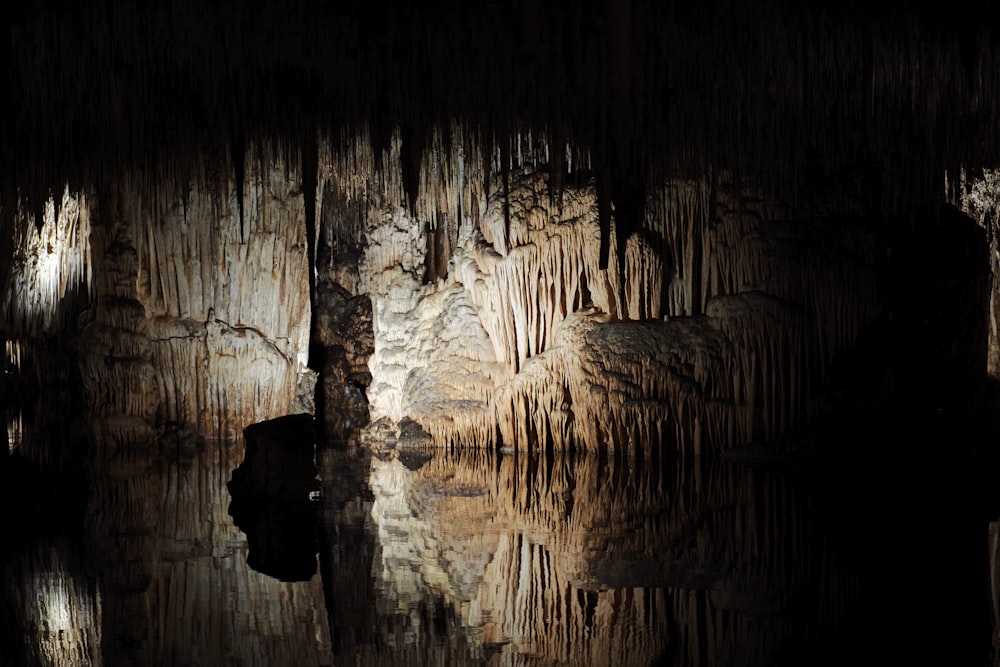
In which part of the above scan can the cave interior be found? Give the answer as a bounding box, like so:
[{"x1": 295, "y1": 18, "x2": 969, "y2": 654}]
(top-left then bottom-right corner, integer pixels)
[{"x1": 3, "y1": 0, "x2": 1000, "y2": 664}]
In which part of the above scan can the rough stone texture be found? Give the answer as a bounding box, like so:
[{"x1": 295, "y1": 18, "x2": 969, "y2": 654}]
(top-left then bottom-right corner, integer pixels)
[
  {"x1": 67, "y1": 147, "x2": 313, "y2": 440},
  {"x1": 0, "y1": 188, "x2": 91, "y2": 337},
  {"x1": 360, "y1": 169, "x2": 881, "y2": 454},
  {"x1": 77, "y1": 185, "x2": 161, "y2": 460},
  {"x1": 135, "y1": 148, "x2": 311, "y2": 436},
  {"x1": 367, "y1": 273, "x2": 512, "y2": 436},
  {"x1": 313, "y1": 276, "x2": 374, "y2": 441}
]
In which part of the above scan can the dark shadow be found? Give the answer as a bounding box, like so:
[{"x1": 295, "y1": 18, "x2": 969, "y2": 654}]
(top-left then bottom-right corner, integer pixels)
[{"x1": 227, "y1": 413, "x2": 320, "y2": 582}]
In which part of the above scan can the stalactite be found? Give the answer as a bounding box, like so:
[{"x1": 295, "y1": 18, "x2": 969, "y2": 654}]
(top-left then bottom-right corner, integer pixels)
[
  {"x1": 367, "y1": 169, "x2": 881, "y2": 454},
  {"x1": 0, "y1": 187, "x2": 91, "y2": 337},
  {"x1": 3, "y1": 0, "x2": 989, "y2": 464},
  {"x1": 301, "y1": 132, "x2": 321, "y2": 378},
  {"x1": 5, "y1": 0, "x2": 1000, "y2": 243},
  {"x1": 232, "y1": 132, "x2": 247, "y2": 243}
]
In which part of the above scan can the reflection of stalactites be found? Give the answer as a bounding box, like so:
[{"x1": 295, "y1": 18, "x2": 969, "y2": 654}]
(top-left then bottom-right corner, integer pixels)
[
  {"x1": 360, "y1": 445, "x2": 865, "y2": 663},
  {"x1": 3, "y1": 538, "x2": 103, "y2": 666}
]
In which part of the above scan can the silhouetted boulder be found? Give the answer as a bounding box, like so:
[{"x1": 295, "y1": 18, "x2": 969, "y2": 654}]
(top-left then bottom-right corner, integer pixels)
[{"x1": 228, "y1": 413, "x2": 320, "y2": 582}]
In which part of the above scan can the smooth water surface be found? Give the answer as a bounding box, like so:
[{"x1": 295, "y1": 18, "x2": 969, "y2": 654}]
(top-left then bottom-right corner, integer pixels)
[{"x1": 1, "y1": 426, "x2": 995, "y2": 666}]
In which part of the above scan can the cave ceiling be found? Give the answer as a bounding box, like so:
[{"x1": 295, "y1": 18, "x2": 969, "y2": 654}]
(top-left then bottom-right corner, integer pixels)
[{"x1": 2, "y1": 0, "x2": 999, "y2": 232}]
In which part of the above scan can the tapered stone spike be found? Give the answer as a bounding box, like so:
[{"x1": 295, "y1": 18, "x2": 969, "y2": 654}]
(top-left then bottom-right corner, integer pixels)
[
  {"x1": 1, "y1": 187, "x2": 91, "y2": 337},
  {"x1": 360, "y1": 164, "x2": 881, "y2": 455}
]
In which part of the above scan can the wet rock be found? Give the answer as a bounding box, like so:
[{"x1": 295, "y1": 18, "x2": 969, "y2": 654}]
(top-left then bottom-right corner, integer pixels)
[
  {"x1": 292, "y1": 368, "x2": 319, "y2": 415},
  {"x1": 396, "y1": 417, "x2": 432, "y2": 449},
  {"x1": 313, "y1": 277, "x2": 374, "y2": 441}
]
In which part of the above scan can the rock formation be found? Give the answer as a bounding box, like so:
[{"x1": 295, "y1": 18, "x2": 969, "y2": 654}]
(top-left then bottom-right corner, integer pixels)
[
  {"x1": 228, "y1": 414, "x2": 320, "y2": 582},
  {"x1": 1, "y1": 0, "x2": 998, "y2": 457},
  {"x1": 2, "y1": 1, "x2": 1000, "y2": 663}
]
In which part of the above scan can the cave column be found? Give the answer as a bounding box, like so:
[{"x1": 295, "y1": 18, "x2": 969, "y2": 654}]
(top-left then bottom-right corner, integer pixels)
[{"x1": 78, "y1": 184, "x2": 160, "y2": 455}]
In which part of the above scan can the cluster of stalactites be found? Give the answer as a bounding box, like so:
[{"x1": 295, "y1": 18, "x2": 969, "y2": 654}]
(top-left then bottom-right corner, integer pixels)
[
  {"x1": 322, "y1": 123, "x2": 590, "y2": 251},
  {"x1": 1, "y1": 186, "x2": 92, "y2": 337},
  {"x1": 405, "y1": 171, "x2": 883, "y2": 454},
  {"x1": 7, "y1": 0, "x2": 1000, "y2": 244},
  {"x1": 458, "y1": 170, "x2": 660, "y2": 372}
]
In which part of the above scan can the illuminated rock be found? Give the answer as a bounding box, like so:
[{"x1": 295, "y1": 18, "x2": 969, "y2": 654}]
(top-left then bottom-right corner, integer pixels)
[
  {"x1": 0, "y1": 0, "x2": 991, "y2": 457},
  {"x1": 360, "y1": 169, "x2": 880, "y2": 454}
]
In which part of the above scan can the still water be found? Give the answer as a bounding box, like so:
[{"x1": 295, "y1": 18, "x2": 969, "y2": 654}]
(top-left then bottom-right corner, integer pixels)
[{"x1": 1, "y1": 420, "x2": 996, "y2": 666}]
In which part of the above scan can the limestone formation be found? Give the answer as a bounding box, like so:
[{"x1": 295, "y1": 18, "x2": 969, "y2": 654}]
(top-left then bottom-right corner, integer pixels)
[
  {"x1": 0, "y1": 2, "x2": 999, "y2": 664},
  {"x1": 0, "y1": 144, "x2": 890, "y2": 458},
  {"x1": 360, "y1": 168, "x2": 880, "y2": 454}
]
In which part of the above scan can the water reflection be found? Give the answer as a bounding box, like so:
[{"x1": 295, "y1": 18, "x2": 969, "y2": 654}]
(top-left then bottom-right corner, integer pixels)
[
  {"x1": 1, "y1": 536, "x2": 101, "y2": 667},
  {"x1": 324, "y1": 446, "x2": 856, "y2": 666},
  {"x1": 82, "y1": 435, "x2": 332, "y2": 666},
  {"x1": 2, "y1": 423, "x2": 995, "y2": 666}
]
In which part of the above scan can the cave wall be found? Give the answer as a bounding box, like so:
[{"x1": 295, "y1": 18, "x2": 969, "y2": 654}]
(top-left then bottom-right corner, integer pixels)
[
  {"x1": 6, "y1": 146, "x2": 314, "y2": 443},
  {"x1": 1, "y1": 1, "x2": 998, "y2": 455},
  {"x1": 349, "y1": 149, "x2": 882, "y2": 454},
  {"x1": 0, "y1": 133, "x2": 894, "y2": 457},
  {"x1": 0, "y1": 122, "x2": 986, "y2": 461},
  {"x1": 133, "y1": 147, "x2": 311, "y2": 436}
]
